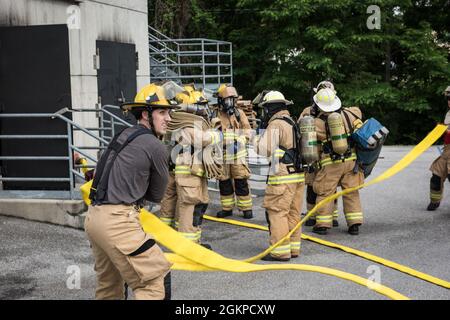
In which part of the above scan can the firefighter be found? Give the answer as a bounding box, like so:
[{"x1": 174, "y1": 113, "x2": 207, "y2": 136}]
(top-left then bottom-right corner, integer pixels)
[
  {"x1": 301, "y1": 81, "x2": 339, "y2": 227},
  {"x1": 160, "y1": 83, "x2": 221, "y2": 247},
  {"x1": 215, "y1": 84, "x2": 253, "y2": 219},
  {"x1": 427, "y1": 86, "x2": 450, "y2": 211},
  {"x1": 254, "y1": 91, "x2": 305, "y2": 261},
  {"x1": 84, "y1": 83, "x2": 177, "y2": 300},
  {"x1": 159, "y1": 85, "x2": 206, "y2": 229},
  {"x1": 312, "y1": 88, "x2": 364, "y2": 235}
]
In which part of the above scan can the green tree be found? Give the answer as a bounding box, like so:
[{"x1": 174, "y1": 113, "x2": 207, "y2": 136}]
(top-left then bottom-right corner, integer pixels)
[{"x1": 149, "y1": 0, "x2": 450, "y2": 144}]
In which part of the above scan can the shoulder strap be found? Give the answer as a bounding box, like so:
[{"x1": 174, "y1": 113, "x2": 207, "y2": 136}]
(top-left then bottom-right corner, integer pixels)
[
  {"x1": 234, "y1": 108, "x2": 241, "y2": 123},
  {"x1": 275, "y1": 116, "x2": 299, "y2": 150},
  {"x1": 89, "y1": 127, "x2": 153, "y2": 204},
  {"x1": 341, "y1": 108, "x2": 361, "y2": 135},
  {"x1": 318, "y1": 113, "x2": 332, "y2": 142},
  {"x1": 340, "y1": 110, "x2": 351, "y2": 135},
  {"x1": 343, "y1": 108, "x2": 361, "y2": 120}
]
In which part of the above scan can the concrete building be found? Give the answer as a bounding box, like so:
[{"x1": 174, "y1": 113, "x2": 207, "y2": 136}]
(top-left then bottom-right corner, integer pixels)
[{"x1": 0, "y1": 0, "x2": 150, "y2": 190}]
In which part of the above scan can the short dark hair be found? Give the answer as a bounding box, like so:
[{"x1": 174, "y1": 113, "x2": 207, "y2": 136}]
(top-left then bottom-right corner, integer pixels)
[
  {"x1": 130, "y1": 109, "x2": 143, "y2": 120},
  {"x1": 130, "y1": 107, "x2": 150, "y2": 121}
]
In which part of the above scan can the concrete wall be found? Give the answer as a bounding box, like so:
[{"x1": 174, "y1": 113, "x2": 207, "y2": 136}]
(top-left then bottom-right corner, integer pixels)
[{"x1": 0, "y1": 0, "x2": 149, "y2": 160}]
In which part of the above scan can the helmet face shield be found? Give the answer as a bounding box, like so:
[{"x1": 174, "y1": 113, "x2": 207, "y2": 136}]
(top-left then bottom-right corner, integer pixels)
[{"x1": 161, "y1": 81, "x2": 185, "y2": 101}]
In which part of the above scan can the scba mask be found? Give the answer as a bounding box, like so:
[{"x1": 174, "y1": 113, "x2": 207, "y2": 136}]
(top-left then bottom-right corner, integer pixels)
[{"x1": 221, "y1": 97, "x2": 236, "y2": 114}]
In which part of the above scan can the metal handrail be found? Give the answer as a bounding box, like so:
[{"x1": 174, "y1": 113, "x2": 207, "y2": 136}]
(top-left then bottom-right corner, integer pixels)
[
  {"x1": 148, "y1": 26, "x2": 233, "y2": 88},
  {"x1": 0, "y1": 106, "x2": 131, "y2": 199},
  {"x1": 148, "y1": 25, "x2": 173, "y2": 41},
  {"x1": 0, "y1": 107, "x2": 266, "y2": 199}
]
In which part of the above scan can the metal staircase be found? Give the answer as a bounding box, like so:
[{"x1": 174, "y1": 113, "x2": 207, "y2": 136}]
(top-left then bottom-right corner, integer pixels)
[{"x1": 148, "y1": 26, "x2": 233, "y2": 90}]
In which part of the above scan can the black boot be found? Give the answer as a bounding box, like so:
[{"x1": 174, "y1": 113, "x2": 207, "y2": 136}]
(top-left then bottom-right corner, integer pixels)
[
  {"x1": 427, "y1": 202, "x2": 440, "y2": 211},
  {"x1": 312, "y1": 226, "x2": 328, "y2": 235},
  {"x1": 243, "y1": 210, "x2": 253, "y2": 219},
  {"x1": 348, "y1": 224, "x2": 360, "y2": 235},
  {"x1": 200, "y1": 243, "x2": 212, "y2": 250},
  {"x1": 216, "y1": 210, "x2": 232, "y2": 218},
  {"x1": 333, "y1": 219, "x2": 339, "y2": 227},
  {"x1": 305, "y1": 217, "x2": 316, "y2": 227}
]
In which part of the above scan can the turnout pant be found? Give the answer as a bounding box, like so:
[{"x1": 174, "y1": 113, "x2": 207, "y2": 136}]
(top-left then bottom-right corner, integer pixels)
[
  {"x1": 84, "y1": 204, "x2": 172, "y2": 300},
  {"x1": 175, "y1": 173, "x2": 209, "y2": 242},
  {"x1": 263, "y1": 178, "x2": 305, "y2": 259},
  {"x1": 219, "y1": 163, "x2": 252, "y2": 211},
  {"x1": 305, "y1": 171, "x2": 338, "y2": 219},
  {"x1": 159, "y1": 172, "x2": 177, "y2": 228},
  {"x1": 429, "y1": 146, "x2": 450, "y2": 204},
  {"x1": 313, "y1": 160, "x2": 364, "y2": 228}
]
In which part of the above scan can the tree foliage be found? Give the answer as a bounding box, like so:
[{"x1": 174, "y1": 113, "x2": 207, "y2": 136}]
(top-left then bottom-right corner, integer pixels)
[{"x1": 149, "y1": 0, "x2": 450, "y2": 144}]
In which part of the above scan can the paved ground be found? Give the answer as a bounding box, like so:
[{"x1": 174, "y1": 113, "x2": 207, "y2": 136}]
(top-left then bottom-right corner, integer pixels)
[{"x1": 1, "y1": 146, "x2": 450, "y2": 300}]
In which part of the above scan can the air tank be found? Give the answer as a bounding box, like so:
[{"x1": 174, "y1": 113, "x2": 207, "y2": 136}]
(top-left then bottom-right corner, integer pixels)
[
  {"x1": 181, "y1": 104, "x2": 209, "y2": 117},
  {"x1": 299, "y1": 116, "x2": 318, "y2": 164},
  {"x1": 327, "y1": 112, "x2": 348, "y2": 155}
]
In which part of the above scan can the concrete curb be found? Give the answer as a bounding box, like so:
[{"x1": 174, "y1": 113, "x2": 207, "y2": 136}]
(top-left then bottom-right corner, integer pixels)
[{"x1": 0, "y1": 199, "x2": 87, "y2": 230}]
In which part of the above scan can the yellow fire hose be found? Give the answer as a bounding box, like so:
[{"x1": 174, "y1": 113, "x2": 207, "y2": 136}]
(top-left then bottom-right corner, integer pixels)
[
  {"x1": 80, "y1": 124, "x2": 448, "y2": 300},
  {"x1": 203, "y1": 214, "x2": 450, "y2": 290}
]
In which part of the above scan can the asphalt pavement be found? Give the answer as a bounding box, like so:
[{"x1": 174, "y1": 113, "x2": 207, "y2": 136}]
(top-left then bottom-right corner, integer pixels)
[{"x1": 1, "y1": 146, "x2": 449, "y2": 300}]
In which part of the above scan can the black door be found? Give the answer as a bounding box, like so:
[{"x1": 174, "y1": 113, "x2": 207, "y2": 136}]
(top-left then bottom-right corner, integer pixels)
[
  {"x1": 96, "y1": 40, "x2": 137, "y2": 140},
  {"x1": 0, "y1": 25, "x2": 72, "y2": 190}
]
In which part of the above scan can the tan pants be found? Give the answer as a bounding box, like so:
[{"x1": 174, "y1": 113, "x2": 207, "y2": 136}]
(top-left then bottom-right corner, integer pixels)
[
  {"x1": 313, "y1": 160, "x2": 364, "y2": 228},
  {"x1": 159, "y1": 172, "x2": 177, "y2": 227},
  {"x1": 263, "y1": 182, "x2": 304, "y2": 259},
  {"x1": 84, "y1": 204, "x2": 172, "y2": 300},
  {"x1": 429, "y1": 146, "x2": 450, "y2": 203},
  {"x1": 306, "y1": 170, "x2": 338, "y2": 218},
  {"x1": 175, "y1": 173, "x2": 209, "y2": 242}
]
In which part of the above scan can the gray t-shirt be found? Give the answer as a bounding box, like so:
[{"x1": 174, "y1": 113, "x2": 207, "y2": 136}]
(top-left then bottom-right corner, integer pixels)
[{"x1": 104, "y1": 125, "x2": 169, "y2": 204}]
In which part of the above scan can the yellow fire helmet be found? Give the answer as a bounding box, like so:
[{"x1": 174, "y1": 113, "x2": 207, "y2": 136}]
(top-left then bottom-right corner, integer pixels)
[
  {"x1": 120, "y1": 83, "x2": 180, "y2": 113},
  {"x1": 175, "y1": 88, "x2": 208, "y2": 106},
  {"x1": 183, "y1": 83, "x2": 196, "y2": 93},
  {"x1": 217, "y1": 83, "x2": 238, "y2": 99}
]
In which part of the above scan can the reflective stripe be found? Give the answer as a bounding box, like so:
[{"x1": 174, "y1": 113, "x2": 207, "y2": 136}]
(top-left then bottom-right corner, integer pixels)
[
  {"x1": 179, "y1": 232, "x2": 200, "y2": 241},
  {"x1": 223, "y1": 132, "x2": 238, "y2": 141},
  {"x1": 271, "y1": 244, "x2": 291, "y2": 255},
  {"x1": 290, "y1": 242, "x2": 301, "y2": 250},
  {"x1": 237, "y1": 199, "x2": 252, "y2": 205},
  {"x1": 430, "y1": 192, "x2": 442, "y2": 201},
  {"x1": 345, "y1": 212, "x2": 363, "y2": 221},
  {"x1": 221, "y1": 198, "x2": 236, "y2": 205},
  {"x1": 192, "y1": 168, "x2": 207, "y2": 178},
  {"x1": 267, "y1": 173, "x2": 305, "y2": 185},
  {"x1": 175, "y1": 165, "x2": 191, "y2": 175},
  {"x1": 210, "y1": 131, "x2": 221, "y2": 145},
  {"x1": 320, "y1": 153, "x2": 357, "y2": 167},
  {"x1": 160, "y1": 218, "x2": 174, "y2": 226},
  {"x1": 316, "y1": 215, "x2": 333, "y2": 223},
  {"x1": 274, "y1": 149, "x2": 285, "y2": 158},
  {"x1": 333, "y1": 210, "x2": 338, "y2": 218},
  {"x1": 223, "y1": 132, "x2": 238, "y2": 137},
  {"x1": 224, "y1": 149, "x2": 247, "y2": 160},
  {"x1": 237, "y1": 198, "x2": 252, "y2": 209}
]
